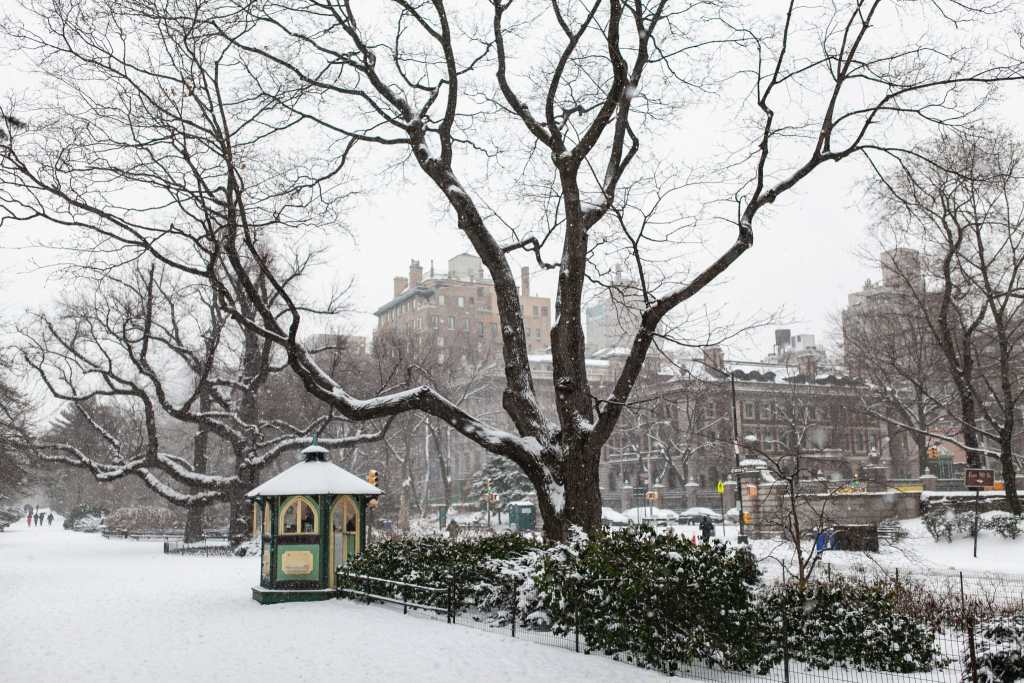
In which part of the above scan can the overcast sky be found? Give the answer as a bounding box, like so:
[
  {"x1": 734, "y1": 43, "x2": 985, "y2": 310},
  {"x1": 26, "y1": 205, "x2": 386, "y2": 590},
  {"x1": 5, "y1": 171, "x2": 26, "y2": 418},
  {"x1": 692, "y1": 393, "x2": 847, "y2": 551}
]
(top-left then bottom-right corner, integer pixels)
[{"x1": 2, "y1": 2, "x2": 1023, "y2": 363}]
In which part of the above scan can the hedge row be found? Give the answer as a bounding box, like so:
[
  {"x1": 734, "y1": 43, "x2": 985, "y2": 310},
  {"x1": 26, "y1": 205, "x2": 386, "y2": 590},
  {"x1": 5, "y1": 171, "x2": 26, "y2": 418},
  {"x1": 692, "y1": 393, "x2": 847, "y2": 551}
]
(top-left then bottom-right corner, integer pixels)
[
  {"x1": 923, "y1": 507, "x2": 1023, "y2": 542},
  {"x1": 342, "y1": 528, "x2": 953, "y2": 675}
]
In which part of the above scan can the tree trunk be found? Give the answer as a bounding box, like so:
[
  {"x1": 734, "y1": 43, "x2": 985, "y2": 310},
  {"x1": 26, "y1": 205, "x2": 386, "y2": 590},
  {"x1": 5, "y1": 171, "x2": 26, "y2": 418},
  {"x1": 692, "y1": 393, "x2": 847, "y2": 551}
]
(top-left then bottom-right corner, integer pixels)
[
  {"x1": 184, "y1": 506, "x2": 205, "y2": 544},
  {"x1": 184, "y1": 402, "x2": 210, "y2": 544},
  {"x1": 999, "y1": 432, "x2": 1022, "y2": 515},
  {"x1": 534, "y1": 449, "x2": 602, "y2": 542}
]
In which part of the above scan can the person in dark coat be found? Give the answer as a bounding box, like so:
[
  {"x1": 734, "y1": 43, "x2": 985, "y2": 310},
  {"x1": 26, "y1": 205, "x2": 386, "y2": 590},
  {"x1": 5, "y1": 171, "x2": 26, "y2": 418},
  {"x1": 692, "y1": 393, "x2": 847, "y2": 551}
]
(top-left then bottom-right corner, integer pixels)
[
  {"x1": 699, "y1": 516, "x2": 715, "y2": 543},
  {"x1": 47, "y1": 512, "x2": 54, "y2": 526}
]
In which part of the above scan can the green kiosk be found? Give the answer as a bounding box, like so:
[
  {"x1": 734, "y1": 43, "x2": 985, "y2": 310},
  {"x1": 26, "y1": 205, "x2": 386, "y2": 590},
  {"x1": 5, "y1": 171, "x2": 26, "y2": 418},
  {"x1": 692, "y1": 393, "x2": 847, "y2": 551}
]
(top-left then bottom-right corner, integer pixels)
[{"x1": 247, "y1": 440, "x2": 382, "y2": 604}]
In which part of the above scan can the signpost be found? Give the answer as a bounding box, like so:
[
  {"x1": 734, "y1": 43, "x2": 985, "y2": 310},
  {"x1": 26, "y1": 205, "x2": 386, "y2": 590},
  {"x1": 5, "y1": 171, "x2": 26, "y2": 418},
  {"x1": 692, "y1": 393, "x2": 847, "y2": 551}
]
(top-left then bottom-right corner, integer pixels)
[
  {"x1": 716, "y1": 480, "x2": 726, "y2": 535},
  {"x1": 965, "y1": 469, "x2": 994, "y2": 558}
]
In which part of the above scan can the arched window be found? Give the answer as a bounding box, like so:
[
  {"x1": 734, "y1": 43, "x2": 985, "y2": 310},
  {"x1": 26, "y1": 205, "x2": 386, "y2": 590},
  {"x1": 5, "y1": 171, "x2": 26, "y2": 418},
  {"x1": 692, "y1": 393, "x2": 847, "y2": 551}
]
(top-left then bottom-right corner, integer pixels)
[
  {"x1": 332, "y1": 497, "x2": 360, "y2": 567},
  {"x1": 279, "y1": 496, "x2": 318, "y2": 535}
]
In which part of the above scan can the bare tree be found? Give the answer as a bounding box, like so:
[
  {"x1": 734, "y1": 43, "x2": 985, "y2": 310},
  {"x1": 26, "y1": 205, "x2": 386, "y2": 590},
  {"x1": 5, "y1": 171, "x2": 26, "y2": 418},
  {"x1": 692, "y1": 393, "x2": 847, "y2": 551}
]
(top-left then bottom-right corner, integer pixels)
[
  {"x1": 2, "y1": 0, "x2": 1022, "y2": 538},
  {"x1": 839, "y1": 284, "x2": 954, "y2": 476},
  {"x1": 18, "y1": 264, "x2": 386, "y2": 543},
  {"x1": 867, "y1": 126, "x2": 1024, "y2": 513}
]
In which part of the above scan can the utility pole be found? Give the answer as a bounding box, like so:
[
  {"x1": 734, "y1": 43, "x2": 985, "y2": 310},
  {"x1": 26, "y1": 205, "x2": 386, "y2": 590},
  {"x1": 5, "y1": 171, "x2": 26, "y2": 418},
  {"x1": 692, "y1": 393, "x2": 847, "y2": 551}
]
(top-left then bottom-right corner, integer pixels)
[{"x1": 731, "y1": 372, "x2": 748, "y2": 543}]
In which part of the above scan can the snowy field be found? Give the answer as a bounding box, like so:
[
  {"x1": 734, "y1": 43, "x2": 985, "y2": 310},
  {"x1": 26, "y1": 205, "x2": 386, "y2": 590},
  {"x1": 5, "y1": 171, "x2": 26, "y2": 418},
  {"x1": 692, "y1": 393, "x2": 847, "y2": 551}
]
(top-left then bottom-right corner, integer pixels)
[{"x1": 0, "y1": 515, "x2": 685, "y2": 683}]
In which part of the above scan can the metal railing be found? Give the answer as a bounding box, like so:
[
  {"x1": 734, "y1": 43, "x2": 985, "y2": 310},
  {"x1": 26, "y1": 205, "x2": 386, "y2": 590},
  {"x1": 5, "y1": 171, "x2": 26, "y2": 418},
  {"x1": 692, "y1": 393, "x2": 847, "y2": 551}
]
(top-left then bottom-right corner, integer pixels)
[{"x1": 335, "y1": 565, "x2": 1021, "y2": 683}]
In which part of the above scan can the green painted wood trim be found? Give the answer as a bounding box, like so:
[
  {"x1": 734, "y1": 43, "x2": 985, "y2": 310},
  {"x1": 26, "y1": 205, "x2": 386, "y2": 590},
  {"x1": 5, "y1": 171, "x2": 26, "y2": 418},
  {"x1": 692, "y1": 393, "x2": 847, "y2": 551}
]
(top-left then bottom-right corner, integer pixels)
[{"x1": 319, "y1": 494, "x2": 330, "y2": 588}]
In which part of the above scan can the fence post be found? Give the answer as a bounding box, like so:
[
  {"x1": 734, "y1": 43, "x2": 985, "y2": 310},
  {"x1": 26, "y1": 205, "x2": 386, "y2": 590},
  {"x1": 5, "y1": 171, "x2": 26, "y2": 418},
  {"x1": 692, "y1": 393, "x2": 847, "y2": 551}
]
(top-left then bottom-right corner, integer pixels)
[
  {"x1": 782, "y1": 582, "x2": 791, "y2": 683},
  {"x1": 575, "y1": 603, "x2": 580, "y2": 653},
  {"x1": 446, "y1": 579, "x2": 455, "y2": 624},
  {"x1": 961, "y1": 572, "x2": 979, "y2": 683},
  {"x1": 510, "y1": 586, "x2": 517, "y2": 639}
]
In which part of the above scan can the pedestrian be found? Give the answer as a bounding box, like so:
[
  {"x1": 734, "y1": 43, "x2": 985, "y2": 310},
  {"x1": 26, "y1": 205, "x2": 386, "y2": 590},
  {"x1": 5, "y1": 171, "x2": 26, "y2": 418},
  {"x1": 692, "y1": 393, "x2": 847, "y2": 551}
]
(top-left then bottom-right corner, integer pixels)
[
  {"x1": 47, "y1": 512, "x2": 54, "y2": 526},
  {"x1": 33, "y1": 512, "x2": 40, "y2": 526},
  {"x1": 26, "y1": 510, "x2": 32, "y2": 527},
  {"x1": 699, "y1": 515, "x2": 715, "y2": 543}
]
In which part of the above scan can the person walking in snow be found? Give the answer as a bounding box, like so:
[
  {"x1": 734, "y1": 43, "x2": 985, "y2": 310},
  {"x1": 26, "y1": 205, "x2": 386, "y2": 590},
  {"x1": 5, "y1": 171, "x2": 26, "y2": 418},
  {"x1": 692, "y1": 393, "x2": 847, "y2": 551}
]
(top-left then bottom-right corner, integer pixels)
[
  {"x1": 47, "y1": 512, "x2": 54, "y2": 526},
  {"x1": 699, "y1": 516, "x2": 715, "y2": 543},
  {"x1": 26, "y1": 510, "x2": 32, "y2": 527}
]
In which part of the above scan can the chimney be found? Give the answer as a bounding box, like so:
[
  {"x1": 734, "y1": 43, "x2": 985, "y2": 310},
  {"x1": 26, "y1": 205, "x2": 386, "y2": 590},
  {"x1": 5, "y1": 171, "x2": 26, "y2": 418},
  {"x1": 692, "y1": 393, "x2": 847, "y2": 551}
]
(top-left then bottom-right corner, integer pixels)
[
  {"x1": 774, "y1": 328, "x2": 791, "y2": 355},
  {"x1": 702, "y1": 346, "x2": 725, "y2": 371},
  {"x1": 393, "y1": 276, "x2": 408, "y2": 297},
  {"x1": 521, "y1": 266, "x2": 530, "y2": 298},
  {"x1": 409, "y1": 259, "x2": 423, "y2": 288},
  {"x1": 797, "y1": 354, "x2": 818, "y2": 379}
]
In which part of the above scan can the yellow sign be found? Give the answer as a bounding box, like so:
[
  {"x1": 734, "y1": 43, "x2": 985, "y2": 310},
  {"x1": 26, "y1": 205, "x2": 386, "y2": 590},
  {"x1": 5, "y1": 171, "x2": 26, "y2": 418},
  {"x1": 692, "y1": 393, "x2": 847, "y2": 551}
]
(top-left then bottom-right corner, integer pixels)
[
  {"x1": 716, "y1": 481, "x2": 725, "y2": 494},
  {"x1": 281, "y1": 550, "x2": 315, "y2": 576}
]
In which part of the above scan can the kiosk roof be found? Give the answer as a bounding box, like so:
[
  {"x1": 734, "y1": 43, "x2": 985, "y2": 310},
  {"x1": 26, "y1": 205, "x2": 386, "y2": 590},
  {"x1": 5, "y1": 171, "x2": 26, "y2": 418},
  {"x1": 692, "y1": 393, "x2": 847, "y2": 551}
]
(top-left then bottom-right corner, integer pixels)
[{"x1": 246, "y1": 460, "x2": 383, "y2": 497}]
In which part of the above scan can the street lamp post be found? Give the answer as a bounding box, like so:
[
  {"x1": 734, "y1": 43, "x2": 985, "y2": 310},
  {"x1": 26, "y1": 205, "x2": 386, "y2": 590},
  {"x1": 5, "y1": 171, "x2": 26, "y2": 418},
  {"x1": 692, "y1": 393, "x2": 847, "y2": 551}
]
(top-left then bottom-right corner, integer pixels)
[{"x1": 730, "y1": 372, "x2": 748, "y2": 543}]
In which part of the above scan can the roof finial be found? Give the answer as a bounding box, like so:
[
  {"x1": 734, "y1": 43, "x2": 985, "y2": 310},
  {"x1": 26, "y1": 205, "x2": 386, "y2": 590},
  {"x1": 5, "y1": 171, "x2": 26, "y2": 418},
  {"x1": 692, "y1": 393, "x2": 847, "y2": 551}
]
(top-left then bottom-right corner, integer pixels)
[{"x1": 301, "y1": 433, "x2": 329, "y2": 462}]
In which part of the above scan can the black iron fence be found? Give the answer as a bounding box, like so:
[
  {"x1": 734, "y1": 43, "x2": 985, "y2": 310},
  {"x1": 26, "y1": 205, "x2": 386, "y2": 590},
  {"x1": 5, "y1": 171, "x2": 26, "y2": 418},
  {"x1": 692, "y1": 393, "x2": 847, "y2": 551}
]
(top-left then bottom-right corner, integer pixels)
[{"x1": 336, "y1": 565, "x2": 1022, "y2": 683}]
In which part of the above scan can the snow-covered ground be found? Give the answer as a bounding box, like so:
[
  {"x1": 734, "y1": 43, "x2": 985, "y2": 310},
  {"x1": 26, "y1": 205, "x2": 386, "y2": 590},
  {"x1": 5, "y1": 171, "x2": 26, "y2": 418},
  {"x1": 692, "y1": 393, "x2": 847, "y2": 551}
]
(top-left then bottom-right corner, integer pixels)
[
  {"x1": 821, "y1": 517, "x2": 1024, "y2": 577},
  {"x1": 0, "y1": 516, "x2": 686, "y2": 683}
]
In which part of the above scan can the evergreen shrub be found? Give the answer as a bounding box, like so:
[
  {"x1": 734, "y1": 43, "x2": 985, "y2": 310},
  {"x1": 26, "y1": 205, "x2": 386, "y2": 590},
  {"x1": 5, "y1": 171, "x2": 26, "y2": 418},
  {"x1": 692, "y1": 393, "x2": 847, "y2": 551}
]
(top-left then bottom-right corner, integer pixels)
[
  {"x1": 760, "y1": 578, "x2": 949, "y2": 673},
  {"x1": 969, "y1": 615, "x2": 1024, "y2": 683},
  {"x1": 337, "y1": 532, "x2": 540, "y2": 610},
  {"x1": 531, "y1": 526, "x2": 767, "y2": 674}
]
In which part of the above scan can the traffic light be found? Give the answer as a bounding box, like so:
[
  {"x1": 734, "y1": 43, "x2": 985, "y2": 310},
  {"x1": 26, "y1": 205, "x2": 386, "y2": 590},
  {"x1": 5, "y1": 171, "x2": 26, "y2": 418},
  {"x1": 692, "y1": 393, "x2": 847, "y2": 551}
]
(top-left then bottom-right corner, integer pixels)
[
  {"x1": 367, "y1": 469, "x2": 379, "y2": 487},
  {"x1": 927, "y1": 446, "x2": 940, "y2": 460}
]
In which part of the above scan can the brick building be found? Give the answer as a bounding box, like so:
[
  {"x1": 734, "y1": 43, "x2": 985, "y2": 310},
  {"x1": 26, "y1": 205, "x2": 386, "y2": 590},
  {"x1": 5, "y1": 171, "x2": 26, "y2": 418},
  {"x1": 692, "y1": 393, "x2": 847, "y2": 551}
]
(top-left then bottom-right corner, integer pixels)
[
  {"x1": 599, "y1": 341, "x2": 890, "y2": 512},
  {"x1": 375, "y1": 253, "x2": 552, "y2": 354}
]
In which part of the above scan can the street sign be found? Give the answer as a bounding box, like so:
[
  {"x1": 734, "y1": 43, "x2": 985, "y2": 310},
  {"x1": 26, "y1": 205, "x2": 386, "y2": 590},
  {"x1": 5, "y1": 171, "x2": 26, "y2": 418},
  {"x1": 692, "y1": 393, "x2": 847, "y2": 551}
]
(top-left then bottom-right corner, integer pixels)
[
  {"x1": 964, "y1": 468, "x2": 994, "y2": 489},
  {"x1": 715, "y1": 480, "x2": 725, "y2": 494}
]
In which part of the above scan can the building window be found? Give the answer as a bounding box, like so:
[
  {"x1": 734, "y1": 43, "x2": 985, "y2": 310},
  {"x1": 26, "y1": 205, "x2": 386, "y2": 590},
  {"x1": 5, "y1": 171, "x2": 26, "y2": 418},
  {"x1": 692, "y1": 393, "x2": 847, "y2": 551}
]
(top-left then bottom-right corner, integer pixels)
[
  {"x1": 541, "y1": 306, "x2": 548, "y2": 317},
  {"x1": 448, "y1": 316, "x2": 455, "y2": 329},
  {"x1": 760, "y1": 402, "x2": 771, "y2": 421},
  {"x1": 742, "y1": 401, "x2": 754, "y2": 420},
  {"x1": 462, "y1": 318, "x2": 469, "y2": 331},
  {"x1": 490, "y1": 323, "x2": 497, "y2": 337},
  {"x1": 457, "y1": 296, "x2": 465, "y2": 307},
  {"x1": 438, "y1": 295, "x2": 445, "y2": 306},
  {"x1": 279, "y1": 496, "x2": 318, "y2": 535},
  {"x1": 469, "y1": 297, "x2": 475, "y2": 305},
  {"x1": 533, "y1": 305, "x2": 539, "y2": 317},
  {"x1": 478, "y1": 321, "x2": 484, "y2": 337}
]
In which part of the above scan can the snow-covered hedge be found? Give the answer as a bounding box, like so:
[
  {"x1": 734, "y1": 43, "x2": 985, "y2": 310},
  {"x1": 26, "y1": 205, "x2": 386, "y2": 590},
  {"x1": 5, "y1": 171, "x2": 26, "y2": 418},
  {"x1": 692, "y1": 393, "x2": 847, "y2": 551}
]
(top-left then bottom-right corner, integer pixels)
[
  {"x1": 62, "y1": 503, "x2": 108, "y2": 530},
  {"x1": 760, "y1": 579, "x2": 948, "y2": 673},
  {"x1": 104, "y1": 506, "x2": 183, "y2": 534},
  {"x1": 531, "y1": 526, "x2": 767, "y2": 674},
  {"x1": 337, "y1": 533, "x2": 540, "y2": 611},
  {"x1": 345, "y1": 529, "x2": 955, "y2": 677},
  {"x1": 969, "y1": 615, "x2": 1024, "y2": 683},
  {"x1": 923, "y1": 507, "x2": 1023, "y2": 542},
  {"x1": 981, "y1": 511, "x2": 1022, "y2": 540},
  {"x1": 923, "y1": 507, "x2": 975, "y2": 542}
]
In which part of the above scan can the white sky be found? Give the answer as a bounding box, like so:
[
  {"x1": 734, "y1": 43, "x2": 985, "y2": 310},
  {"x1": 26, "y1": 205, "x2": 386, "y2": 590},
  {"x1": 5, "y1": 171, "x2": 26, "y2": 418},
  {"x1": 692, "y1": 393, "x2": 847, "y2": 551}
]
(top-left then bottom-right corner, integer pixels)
[{"x1": 2, "y1": 2, "x2": 1023, "y2": 362}]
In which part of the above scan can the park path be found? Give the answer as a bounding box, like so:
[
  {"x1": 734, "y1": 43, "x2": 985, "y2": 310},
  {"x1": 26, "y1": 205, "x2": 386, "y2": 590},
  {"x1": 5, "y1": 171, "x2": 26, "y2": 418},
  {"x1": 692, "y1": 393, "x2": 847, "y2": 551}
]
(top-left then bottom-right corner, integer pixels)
[{"x1": 0, "y1": 519, "x2": 682, "y2": 683}]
